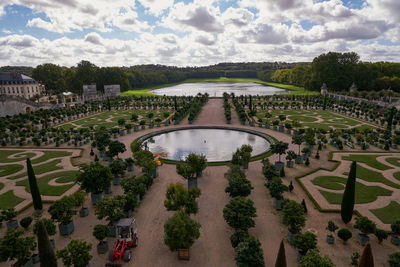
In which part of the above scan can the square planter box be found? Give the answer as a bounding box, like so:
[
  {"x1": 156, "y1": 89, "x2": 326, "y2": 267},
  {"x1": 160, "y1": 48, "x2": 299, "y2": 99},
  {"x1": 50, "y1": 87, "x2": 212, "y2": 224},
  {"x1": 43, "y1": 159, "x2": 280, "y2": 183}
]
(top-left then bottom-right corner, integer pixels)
[
  {"x1": 113, "y1": 177, "x2": 121, "y2": 185},
  {"x1": 391, "y1": 235, "x2": 400, "y2": 246},
  {"x1": 97, "y1": 241, "x2": 108, "y2": 254},
  {"x1": 148, "y1": 167, "x2": 158, "y2": 178},
  {"x1": 357, "y1": 233, "x2": 370, "y2": 246},
  {"x1": 286, "y1": 161, "x2": 294, "y2": 168},
  {"x1": 6, "y1": 219, "x2": 18, "y2": 230},
  {"x1": 79, "y1": 207, "x2": 89, "y2": 217},
  {"x1": 274, "y1": 161, "x2": 284, "y2": 170},
  {"x1": 178, "y1": 249, "x2": 190, "y2": 260},
  {"x1": 188, "y1": 179, "x2": 198, "y2": 188},
  {"x1": 242, "y1": 162, "x2": 249, "y2": 169},
  {"x1": 105, "y1": 187, "x2": 112, "y2": 194},
  {"x1": 108, "y1": 224, "x2": 117, "y2": 237},
  {"x1": 31, "y1": 254, "x2": 40, "y2": 264},
  {"x1": 13, "y1": 257, "x2": 33, "y2": 267},
  {"x1": 141, "y1": 125, "x2": 146, "y2": 130},
  {"x1": 59, "y1": 221, "x2": 74, "y2": 236},
  {"x1": 91, "y1": 192, "x2": 104, "y2": 204},
  {"x1": 274, "y1": 198, "x2": 283, "y2": 210}
]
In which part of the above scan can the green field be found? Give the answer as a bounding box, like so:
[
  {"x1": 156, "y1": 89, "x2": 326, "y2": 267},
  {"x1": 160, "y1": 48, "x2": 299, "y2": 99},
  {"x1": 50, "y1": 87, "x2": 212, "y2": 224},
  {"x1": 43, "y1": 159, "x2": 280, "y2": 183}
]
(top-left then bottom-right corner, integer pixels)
[
  {"x1": 386, "y1": 157, "x2": 400, "y2": 167},
  {"x1": 313, "y1": 176, "x2": 392, "y2": 204},
  {"x1": 0, "y1": 190, "x2": 25, "y2": 209},
  {"x1": 0, "y1": 164, "x2": 24, "y2": 177},
  {"x1": 342, "y1": 155, "x2": 392, "y2": 170},
  {"x1": 16, "y1": 171, "x2": 78, "y2": 196},
  {"x1": 0, "y1": 151, "x2": 36, "y2": 163},
  {"x1": 57, "y1": 109, "x2": 170, "y2": 130},
  {"x1": 121, "y1": 78, "x2": 318, "y2": 97},
  {"x1": 371, "y1": 201, "x2": 400, "y2": 224},
  {"x1": 343, "y1": 164, "x2": 400, "y2": 189},
  {"x1": 254, "y1": 109, "x2": 367, "y2": 131}
]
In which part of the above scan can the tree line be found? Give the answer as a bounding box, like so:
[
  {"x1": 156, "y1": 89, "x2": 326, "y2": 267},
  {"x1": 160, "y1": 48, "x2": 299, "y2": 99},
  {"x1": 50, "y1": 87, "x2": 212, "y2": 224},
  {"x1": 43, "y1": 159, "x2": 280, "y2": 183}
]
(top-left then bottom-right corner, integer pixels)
[
  {"x1": 263, "y1": 52, "x2": 400, "y2": 92},
  {"x1": 3, "y1": 52, "x2": 400, "y2": 94},
  {"x1": 29, "y1": 61, "x2": 298, "y2": 94}
]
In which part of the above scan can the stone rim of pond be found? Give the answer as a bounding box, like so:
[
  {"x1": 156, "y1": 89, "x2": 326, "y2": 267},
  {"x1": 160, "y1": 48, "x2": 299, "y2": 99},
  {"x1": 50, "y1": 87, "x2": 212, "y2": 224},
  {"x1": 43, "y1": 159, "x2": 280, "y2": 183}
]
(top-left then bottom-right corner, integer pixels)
[{"x1": 136, "y1": 126, "x2": 275, "y2": 164}]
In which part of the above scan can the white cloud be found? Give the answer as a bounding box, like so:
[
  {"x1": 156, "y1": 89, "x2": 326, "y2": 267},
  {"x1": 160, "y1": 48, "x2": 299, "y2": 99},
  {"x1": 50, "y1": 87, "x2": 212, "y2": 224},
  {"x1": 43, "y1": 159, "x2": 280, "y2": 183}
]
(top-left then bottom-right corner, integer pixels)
[
  {"x1": 0, "y1": 0, "x2": 399, "y2": 66},
  {"x1": 161, "y1": 1, "x2": 224, "y2": 33},
  {"x1": 27, "y1": 17, "x2": 71, "y2": 33},
  {"x1": 3, "y1": 0, "x2": 142, "y2": 33},
  {"x1": 136, "y1": 0, "x2": 174, "y2": 16}
]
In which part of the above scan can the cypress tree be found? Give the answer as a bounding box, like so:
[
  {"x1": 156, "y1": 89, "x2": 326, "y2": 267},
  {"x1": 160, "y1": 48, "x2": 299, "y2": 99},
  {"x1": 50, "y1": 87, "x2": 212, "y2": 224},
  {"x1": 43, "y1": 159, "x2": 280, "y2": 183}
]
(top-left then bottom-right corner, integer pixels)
[
  {"x1": 275, "y1": 239, "x2": 287, "y2": 267},
  {"x1": 358, "y1": 243, "x2": 374, "y2": 267},
  {"x1": 301, "y1": 199, "x2": 307, "y2": 213},
  {"x1": 341, "y1": 161, "x2": 357, "y2": 223},
  {"x1": 27, "y1": 158, "x2": 42, "y2": 210},
  {"x1": 37, "y1": 220, "x2": 57, "y2": 267}
]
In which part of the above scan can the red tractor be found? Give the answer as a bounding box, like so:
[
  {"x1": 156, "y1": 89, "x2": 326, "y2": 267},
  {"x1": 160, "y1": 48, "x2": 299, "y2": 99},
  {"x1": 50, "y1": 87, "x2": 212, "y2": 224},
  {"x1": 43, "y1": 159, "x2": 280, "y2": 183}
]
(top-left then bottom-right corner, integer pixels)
[{"x1": 106, "y1": 218, "x2": 138, "y2": 267}]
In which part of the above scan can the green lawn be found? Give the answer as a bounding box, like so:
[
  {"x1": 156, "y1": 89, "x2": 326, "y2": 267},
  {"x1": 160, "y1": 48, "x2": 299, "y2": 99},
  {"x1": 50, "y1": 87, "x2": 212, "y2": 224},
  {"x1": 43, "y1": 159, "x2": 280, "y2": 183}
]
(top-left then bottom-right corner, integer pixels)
[
  {"x1": 288, "y1": 115, "x2": 318, "y2": 122},
  {"x1": 0, "y1": 182, "x2": 4, "y2": 190},
  {"x1": 393, "y1": 172, "x2": 400, "y2": 182},
  {"x1": 313, "y1": 175, "x2": 393, "y2": 204},
  {"x1": 343, "y1": 164, "x2": 400, "y2": 189},
  {"x1": 386, "y1": 157, "x2": 400, "y2": 167},
  {"x1": 0, "y1": 164, "x2": 23, "y2": 177},
  {"x1": 0, "y1": 190, "x2": 25, "y2": 209},
  {"x1": 0, "y1": 150, "x2": 36, "y2": 163},
  {"x1": 16, "y1": 171, "x2": 78, "y2": 196},
  {"x1": 63, "y1": 109, "x2": 167, "y2": 130},
  {"x1": 31, "y1": 151, "x2": 72, "y2": 164},
  {"x1": 312, "y1": 176, "x2": 345, "y2": 190},
  {"x1": 57, "y1": 123, "x2": 76, "y2": 131},
  {"x1": 121, "y1": 78, "x2": 319, "y2": 97},
  {"x1": 8, "y1": 159, "x2": 63, "y2": 180},
  {"x1": 342, "y1": 155, "x2": 392, "y2": 170},
  {"x1": 319, "y1": 182, "x2": 392, "y2": 204},
  {"x1": 371, "y1": 201, "x2": 400, "y2": 224}
]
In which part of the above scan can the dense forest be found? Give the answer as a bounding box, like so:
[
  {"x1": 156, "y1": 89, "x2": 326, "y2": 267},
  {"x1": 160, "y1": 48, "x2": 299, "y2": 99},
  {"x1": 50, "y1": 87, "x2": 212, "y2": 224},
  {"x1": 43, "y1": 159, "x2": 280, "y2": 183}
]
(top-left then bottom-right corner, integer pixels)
[
  {"x1": 267, "y1": 52, "x2": 400, "y2": 92},
  {"x1": 1, "y1": 52, "x2": 400, "y2": 94},
  {"x1": 29, "y1": 61, "x2": 301, "y2": 94}
]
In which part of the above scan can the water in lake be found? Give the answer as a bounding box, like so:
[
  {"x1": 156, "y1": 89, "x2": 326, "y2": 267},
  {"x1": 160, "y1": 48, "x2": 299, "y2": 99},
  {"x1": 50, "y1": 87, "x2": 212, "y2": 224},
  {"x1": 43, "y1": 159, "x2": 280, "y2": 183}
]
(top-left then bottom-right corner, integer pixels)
[{"x1": 151, "y1": 82, "x2": 286, "y2": 97}]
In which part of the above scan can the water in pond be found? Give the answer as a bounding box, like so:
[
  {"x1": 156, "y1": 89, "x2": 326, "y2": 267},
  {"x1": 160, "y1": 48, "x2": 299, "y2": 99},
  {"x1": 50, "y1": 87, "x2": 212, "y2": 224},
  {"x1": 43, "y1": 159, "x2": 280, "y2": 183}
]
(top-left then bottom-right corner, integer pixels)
[
  {"x1": 151, "y1": 82, "x2": 286, "y2": 96},
  {"x1": 144, "y1": 128, "x2": 271, "y2": 162}
]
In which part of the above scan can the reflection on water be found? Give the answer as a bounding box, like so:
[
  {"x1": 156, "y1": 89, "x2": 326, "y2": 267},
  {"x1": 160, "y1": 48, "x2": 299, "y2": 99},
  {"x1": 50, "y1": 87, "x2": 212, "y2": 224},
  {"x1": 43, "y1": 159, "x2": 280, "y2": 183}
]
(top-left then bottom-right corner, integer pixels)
[
  {"x1": 146, "y1": 129, "x2": 271, "y2": 162},
  {"x1": 151, "y1": 82, "x2": 286, "y2": 96}
]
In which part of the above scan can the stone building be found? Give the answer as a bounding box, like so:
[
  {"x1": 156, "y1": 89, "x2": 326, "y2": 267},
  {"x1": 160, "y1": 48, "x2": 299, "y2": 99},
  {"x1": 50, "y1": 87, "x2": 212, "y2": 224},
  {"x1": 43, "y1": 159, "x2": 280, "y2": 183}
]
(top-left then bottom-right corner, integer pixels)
[
  {"x1": 83, "y1": 84, "x2": 97, "y2": 101},
  {"x1": 0, "y1": 73, "x2": 44, "y2": 99},
  {"x1": 320, "y1": 83, "x2": 328, "y2": 96},
  {"x1": 104, "y1": 84, "x2": 121, "y2": 98}
]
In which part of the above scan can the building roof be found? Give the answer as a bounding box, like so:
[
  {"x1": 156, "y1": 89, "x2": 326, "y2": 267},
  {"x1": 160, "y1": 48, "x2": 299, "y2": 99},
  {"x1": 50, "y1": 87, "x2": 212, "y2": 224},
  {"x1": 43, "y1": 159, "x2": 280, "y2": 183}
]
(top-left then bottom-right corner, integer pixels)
[{"x1": 0, "y1": 73, "x2": 37, "y2": 85}]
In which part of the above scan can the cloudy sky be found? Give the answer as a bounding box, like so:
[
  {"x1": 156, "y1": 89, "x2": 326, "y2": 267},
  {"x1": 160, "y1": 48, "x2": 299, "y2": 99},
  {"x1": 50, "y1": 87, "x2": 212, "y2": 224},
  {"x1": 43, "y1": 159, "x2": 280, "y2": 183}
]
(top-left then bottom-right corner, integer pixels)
[{"x1": 0, "y1": 0, "x2": 399, "y2": 67}]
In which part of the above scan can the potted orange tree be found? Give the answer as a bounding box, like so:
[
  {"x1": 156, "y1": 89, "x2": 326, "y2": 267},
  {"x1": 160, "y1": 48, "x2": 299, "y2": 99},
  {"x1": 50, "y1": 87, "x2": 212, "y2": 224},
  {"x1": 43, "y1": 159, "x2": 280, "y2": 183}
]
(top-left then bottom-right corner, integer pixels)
[{"x1": 164, "y1": 211, "x2": 201, "y2": 260}]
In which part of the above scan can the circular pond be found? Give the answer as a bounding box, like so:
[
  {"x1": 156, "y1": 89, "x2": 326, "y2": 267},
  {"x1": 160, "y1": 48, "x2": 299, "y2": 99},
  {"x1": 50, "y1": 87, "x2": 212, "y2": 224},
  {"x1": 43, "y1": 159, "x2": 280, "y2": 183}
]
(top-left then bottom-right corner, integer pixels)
[{"x1": 142, "y1": 127, "x2": 272, "y2": 162}]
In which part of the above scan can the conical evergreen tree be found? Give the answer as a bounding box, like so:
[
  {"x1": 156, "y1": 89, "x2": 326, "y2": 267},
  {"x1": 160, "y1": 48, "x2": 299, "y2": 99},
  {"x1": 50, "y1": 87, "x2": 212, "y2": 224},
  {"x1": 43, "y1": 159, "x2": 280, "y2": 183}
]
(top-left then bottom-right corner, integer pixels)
[
  {"x1": 301, "y1": 199, "x2": 308, "y2": 213},
  {"x1": 341, "y1": 161, "x2": 357, "y2": 223},
  {"x1": 358, "y1": 243, "x2": 374, "y2": 267},
  {"x1": 275, "y1": 239, "x2": 287, "y2": 267},
  {"x1": 37, "y1": 219, "x2": 57, "y2": 267},
  {"x1": 27, "y1": 158, "x2": 42, "y2": 210}
]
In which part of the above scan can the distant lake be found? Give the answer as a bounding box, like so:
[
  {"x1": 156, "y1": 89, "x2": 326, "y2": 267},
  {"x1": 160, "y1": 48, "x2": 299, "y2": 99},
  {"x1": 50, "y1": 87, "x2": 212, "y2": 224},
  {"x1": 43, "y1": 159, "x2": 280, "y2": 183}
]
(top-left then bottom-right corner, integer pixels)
[{"x1": 151, "y1": 82, "x2": 287, "y2": 97}]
